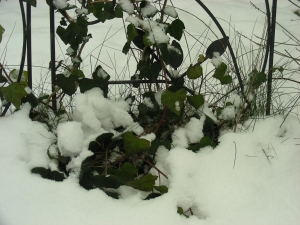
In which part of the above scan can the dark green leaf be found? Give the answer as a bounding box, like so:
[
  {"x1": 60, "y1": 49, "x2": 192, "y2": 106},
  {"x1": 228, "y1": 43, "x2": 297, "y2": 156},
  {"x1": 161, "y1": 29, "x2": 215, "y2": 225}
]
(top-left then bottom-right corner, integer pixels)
[
  {"x1": 249, "y1": 69, "x2": 266, "y2": 89},
  {"x1": 56, "y1": 74, "x2": 78, "y2": 96},
  {"x1": 177, "y1": 207, "x2": 189, "y2": 218},
  {"x1": 108, "y1": 162, "x2": 138, "y2": 181},
  {"x1": 0, "y1": 82, "x2": 27, "y2": 109},
  {"x1": 133, "y1": 29, "x2": 146, "y2": 49},
  {"x1": 79, "y1": 167, "x2": 94, "y2": 190},
  {"x1": 154, "y1": 185, "x2": 168, "y2": 194},
  {"x1": 138, "y1": 103, "x2": 148, "y2": 117},
  {"x1": 115, "y1": 5, "x2": 123, "y2": 18},
  {"x1": 187, "y1": 94, "x2": 204, "y2": 109},
  {"x1": 138, "y1": 61, "x2": 162, "y2": 81},
  {"x1": 122, "y1": 41, "x2": 131, "y2": 55},
  {"x1": 199, "y1": 136, "x2": 216, "y2": 148},
  {"x1": 31, "y1": 167, "x2": 65, "y2": 182},
  {"x1": 21, "y1": 93, "x2": 39, "y2": 108},
  {"x1": 123, "y1": 132, "x2": 150, "y2": 156},
  {"x1": 148, "y1": 138, "x2": 160, "y2": 156},
  {"x1": 72, "y1": 69, "x2": 84, "y2": 78},
  {"x1": 144, "y1": 193, "x2": 161, "y2": 200},
  {"x1": 78, "y1": 78, "x2": 95, "y2": 93},
  {"x1": 56, "y1": 26, "x2": 68, "y2": 45},
  {"x1": 127, "y1": 24, "x2": 138, "y2": 42},
  {"x1": 22, "y1": 0, "x2": 37, "y2": 7},
  {"x1": 104, "y1": 191, "x2": 119, "y2": 199},
  {"x1": 93, "y1": 175, "x2": 124, "y2": 189},
  {"x1": 166, "y1": 19, "x2": 185, "y2": 41},
  {"x1": 0, "y1": 24, "x2": 5, "y2": 43},
  {"x1": 127, "y1": 174, "x2": 157, "y2": 192},
  {"x1": 143, "y1": 33, "x2": 154, "y2": 46},
  {"x1": 158, "y1": 41, "x2": 183, "y2": 69},
  {"x1": 187, "y1": 64, "x2": 203, "y2": 79},
  {"x1": 161, "y1": 89, "x2": 187, "y2": 116},
  {"x1": 0, "y1": 74, "x2": 7, "y2": 83},
  {"x1": 213, "y1": 62, "x2": 232, "y2": 85}
]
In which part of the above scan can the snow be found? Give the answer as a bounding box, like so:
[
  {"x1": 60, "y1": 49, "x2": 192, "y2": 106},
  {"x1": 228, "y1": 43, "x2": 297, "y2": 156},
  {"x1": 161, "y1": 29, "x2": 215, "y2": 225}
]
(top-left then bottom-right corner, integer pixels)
[
  {"x1": 143, "y1": 97, "x2": 154, "y2": 108},
  {"x1": 140, "y1": 2, "x2": 158, "y2": 18},
  {"x1": 53, "y1": 0, "x2": 68, "y2": 9},
  {"x1": 163, "y1": 6, "x2": 178, "y2": 18},
  {"x1": 0, "y1": 0, "x2": 300, "y2": 225},
  {"x1": 211, "y1": 52, "x2": 222, "y2": 67},
  {"x1": 57, "y1": 121, "x2": 84, "y2": 157},
  {"x1": 119, "y1": 0, "x2": 134, "y2": 15}
]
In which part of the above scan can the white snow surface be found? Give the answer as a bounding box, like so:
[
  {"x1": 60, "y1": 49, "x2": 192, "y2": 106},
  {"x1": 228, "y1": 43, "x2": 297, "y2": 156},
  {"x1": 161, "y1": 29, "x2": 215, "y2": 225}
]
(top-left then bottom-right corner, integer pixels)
[
  {"x1": 0, "y1": 0, "x2": 300, "y2": 224},
  {"x1": 53, "y1": 0, "x2": 68, "y2": 9}
]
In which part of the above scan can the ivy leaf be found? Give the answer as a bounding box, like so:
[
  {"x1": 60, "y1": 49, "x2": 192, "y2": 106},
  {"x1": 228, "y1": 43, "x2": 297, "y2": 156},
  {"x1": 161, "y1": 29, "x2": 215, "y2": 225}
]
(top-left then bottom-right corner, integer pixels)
[
  {"x1": 143, "y1": 33, "x2": 154, "y2": 46},
  {"x1": 108, "y1": 162, "x2": 138, "y2": 181},
  {"x1": 213, "y1": 62, "x2": 232, "y2": 85},
  {"x1": 249, "y1": 69, "x2": 266, "y2": 89},
  {"x1": 114, "y1": 5, "x2": 123, "y2": 18},
  {"x1": 127, "y1": 24, "x2": 138, "y2": 42},
  {"x1": 21, "y1": 93, "x2": 39, "y2": 108},
  {"x1": 154, "y1": 185, "x2": 168, "y2": 194},
  {"x1": 122, "y1": 41, "x2": 131, "y2": 54},
  {"x1": 187, "y1": 94, "x2": 204, "y2": 109},
  {"x1": 0, "y1": 82, "x2": 27, "y2": 109},
  {"x1": 56, "y1": 26, "x2": 68, "y2": 45},
  {"x1": 56, "y1": 74, "x2": 78, "y2": 96},
  {"x1": 199, "y1": 136, "x2": 216, "y2": 148},
  {"x1": 158, "y1": 40, "x2": 183, "y2": 69},
  {"x1": 123, "y1": 132, "x2": 150, "y2": 156},
  {"x1": 9, "y1": 69, "x2": 28, "y2": 86},
  {"x1": 0, "y1": 24, "x2": 5, "y2": 43},
  {"x1": 161, "y1": 89, "x2": 187, "y2": 116},
  {"x1": 187, "y1": 64, "x2": 203, "y2": 79},
  {"x1": 177, "y1": 207, "x2": 189, "y2": 218},
  {"x1": 93, "y1": 175, "x2": 124, "y2": 189},
  {"x1": 31, "y1": 167, "x2": 65, "y2": 182},
  {"x1": 138, "y1": 61, "x2": 162, "y2": 81},
  {"x1": 127, "y1": 174, "x2": 157, "y2": 192},
  {"x1": 166, "y1": 19, "x2": 185, "y2": 41}
]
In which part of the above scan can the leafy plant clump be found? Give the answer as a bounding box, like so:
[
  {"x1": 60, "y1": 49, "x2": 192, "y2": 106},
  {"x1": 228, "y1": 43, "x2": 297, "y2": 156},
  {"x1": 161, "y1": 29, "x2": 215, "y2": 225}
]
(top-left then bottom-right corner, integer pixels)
[{"x1": 1, "y1": 0, "x2": 276, "y2": 204}]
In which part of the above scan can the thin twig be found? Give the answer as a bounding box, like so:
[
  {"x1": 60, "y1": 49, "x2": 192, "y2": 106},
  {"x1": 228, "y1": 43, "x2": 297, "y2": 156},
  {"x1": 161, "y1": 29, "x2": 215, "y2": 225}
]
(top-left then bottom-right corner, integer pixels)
[{"x1": 233, "y1": 141, "x2": 237, "y2": 169}]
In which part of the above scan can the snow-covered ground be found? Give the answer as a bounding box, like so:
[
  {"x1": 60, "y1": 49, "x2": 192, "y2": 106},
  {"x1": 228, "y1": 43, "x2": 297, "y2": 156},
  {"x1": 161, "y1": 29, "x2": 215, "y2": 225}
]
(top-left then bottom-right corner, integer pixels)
[{"x1": 0, "y1": 0, "x2": 300, "y2": 225}]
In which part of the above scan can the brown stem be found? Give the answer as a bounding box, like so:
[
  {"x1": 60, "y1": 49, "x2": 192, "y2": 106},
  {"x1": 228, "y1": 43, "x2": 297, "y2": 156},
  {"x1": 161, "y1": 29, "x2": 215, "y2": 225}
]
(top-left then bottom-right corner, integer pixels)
[
  {"x1": 141, "y1": 157, "x2": 168, "y2": 179},
  {"x1": 0, "y1": 63, "x2": 14, "y2": 83},
  {"x1": 154, "y1": 106, "x2": 167, "y2": 134}
]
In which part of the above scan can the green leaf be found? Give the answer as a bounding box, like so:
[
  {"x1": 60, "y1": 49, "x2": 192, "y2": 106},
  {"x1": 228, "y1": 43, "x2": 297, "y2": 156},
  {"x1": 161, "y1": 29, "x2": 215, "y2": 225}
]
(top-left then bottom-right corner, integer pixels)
[
  {"x1": 21, "y1": 93, "x2": 39, "y2": 108},
  {"x1": 177, "y1": 207, "x2": 189, "y2": 218},
  {"x1": 272, "y1": 66, "x2": 284, "y2": 74},
  {"x1": 143, "y1": 33, "x2": 154, "y2": 46},
  {"x1": 22, "y1": 0, "x2": 37, "y2": 7},
  {"x1": 56, "y1": 26, "x2": 68, "y2": 45},
  {"x1": 166, "y1": 19, "x2": 185, "y2": 41},
  {"x1": 123, "y1": 132, "x2": 150, "y2": 156},
  {"x1": 0, "y1": 24, "x2": 5, "y2": 43},
  {"x1": 187, "y1": 94, "x2": 204, "y2": 109},
  {"x1": 93, "y1": 175, "x2": 124, "y2": 189},
  {"x1": 31, "y1": 167, "x2": 65, "y2": 182},
  {"x1": 108, "y1": 162, "x2": 138, "y2": 181},
  {"x1": 122, "y1": 41, "x2": 131, "y2": 55},
  {"x1": 199, "y1": 136, "x2": 216, "y2": 148},
  {"x1": 72, "y1": 69, "x2": 84, "y2": 78},
  {"x1": 249, "y1": 69, "x2": 266, "y2": 89},
  {"x1": 158, "y1": 41, "x2": 183, "y2": 69},
  {"x1": 0, "y1": 82, "x2": 27, "y2": 109},
  {"x1": 154, "y1": 185, "x2": 168, "y2": 194},
  {"x1": 187, "y1": 64, "x2": 203, "y2": 79},
  {"x1": 127, "y1": 24, "x2": 138, "y2": 42},
  {"x1": 161, "y1": 89, "x2": 187, "y2": 116},
  {"x1": 144, "y1": 193, "x2": 161, "y2": 200},
  {"x1": 78, "y1": 78, "x2": 95, "y2": 93},
  {"x1": 88, "y1": 133, "x2": 114, "y2": 153},
  {"x1": 56, "y1": 74, "x2": 78, "y2": 96},
  {"x1": 213, "y1": 62, "x2": 232, "y2": 85},
  {"x1": 0, "y1": 74, "x2": 7, "y2": 83},
  {"x1": 115, "y1": 5, "x2": 123, "y2": 18},
  {"x1": 127, "y1": 174, "x2": 157, "y2": 192},
  {"x1": 138, "y1": 61, "x2": 162, "y2": 81},
  {"x1": 9, "y1": 69, "x2": 28, "y2": 85}
]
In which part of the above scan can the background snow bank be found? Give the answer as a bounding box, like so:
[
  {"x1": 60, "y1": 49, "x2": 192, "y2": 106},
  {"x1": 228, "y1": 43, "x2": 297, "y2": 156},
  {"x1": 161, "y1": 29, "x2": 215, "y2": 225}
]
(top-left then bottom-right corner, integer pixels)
[{"x1": 0, "y1": 106, "x2": 299, "y2": 225}]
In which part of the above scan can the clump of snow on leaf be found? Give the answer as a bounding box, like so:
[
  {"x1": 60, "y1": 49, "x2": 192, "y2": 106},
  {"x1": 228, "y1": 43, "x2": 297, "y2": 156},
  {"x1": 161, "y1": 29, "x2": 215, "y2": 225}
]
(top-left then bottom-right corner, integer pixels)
[
  {"x1": 163, "y1": 6, "x2": 178, "y2": 18},
  {"x1": 211, "y1": 52, "x2": 223, "y2": 67},
  {"x1": 53, "y1": 0, "x2": 68, "y2": 9},
  {"x1": 97, "y1": 68, "x2": 109, "y2": 79},
  {"x1": 119, "y1": 0, "x2": 134, "y2": 14},
  {"x1": 72, "y1": 88, "x2": 143, "y2": 135},
  {"x1": 57, "y1": 121, "x2": 84, "y2": 157},
  {"x1": 140, "y1": 2, "x2": 158, "y2": 18},
  {"x1": 228, "y1": 94, "x2": 241, "y2": 107},
  {"x1": 172, "y1": 117, "x2": 205, "y2": 148},
  {"x1": 75, "y1": 8, "x2": 89, "y2": 16},
  {"x1": 219, "y1": 105, "x2": 236, "y2": 120},
  {"x1": 143, "y1": 97, "x2": 154, "y2": 108}
]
